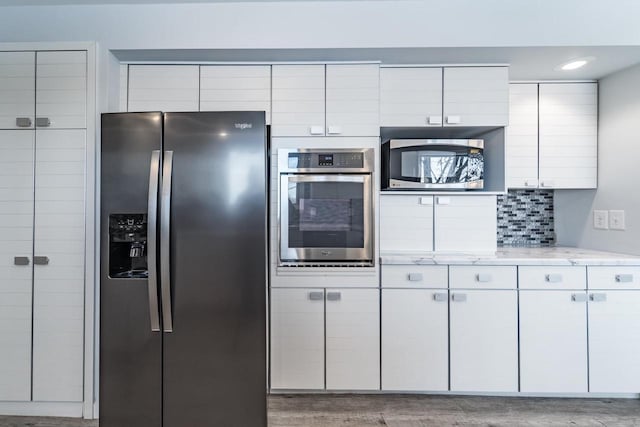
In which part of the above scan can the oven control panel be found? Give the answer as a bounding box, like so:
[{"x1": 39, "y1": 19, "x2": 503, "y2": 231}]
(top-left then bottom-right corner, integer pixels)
[{"x1": 288, "y1": 152, "x2": 364, "y2": 169}]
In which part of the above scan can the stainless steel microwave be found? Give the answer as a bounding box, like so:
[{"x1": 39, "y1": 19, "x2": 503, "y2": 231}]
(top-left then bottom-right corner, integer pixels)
[{"x1": 382, "y1": 139, "x2": 484, "y2": 190}]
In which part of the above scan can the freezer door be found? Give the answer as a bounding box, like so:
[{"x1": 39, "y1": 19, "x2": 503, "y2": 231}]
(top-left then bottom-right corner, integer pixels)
[
  {"x1": 100, "y1": 112, "x2": 162, "y2": 427},
  {"x1": 162, "y1": 112, "x2": 267, "y2": 427}
]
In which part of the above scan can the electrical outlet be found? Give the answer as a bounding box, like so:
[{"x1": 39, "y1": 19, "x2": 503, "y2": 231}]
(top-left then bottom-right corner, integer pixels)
[
  {"x1": 609, "y1": 210, "x2": 626, "y2": 230},
  {"x1": 593, "y1": 210, "x2": 609, "y2": 230}
]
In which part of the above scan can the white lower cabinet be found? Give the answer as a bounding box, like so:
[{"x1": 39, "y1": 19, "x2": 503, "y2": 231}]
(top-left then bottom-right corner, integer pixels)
[
  {"x1": 519, "y1": 290, "x2": 588, "y2": 392},
  {"x1": 270, "y1": 288, "x2": 379, "y2": 391},
  {"x1": 381, "y1": 289, "x2": 448, "y2": 391},
  {"x1": 449, "y1": 290, "x2": 518, "y2": 392}
]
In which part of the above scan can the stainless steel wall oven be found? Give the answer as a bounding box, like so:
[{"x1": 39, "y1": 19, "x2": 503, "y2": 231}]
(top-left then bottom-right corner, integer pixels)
[{"x1": 278, "y1": 148, "x2": 375, "y2": 266}]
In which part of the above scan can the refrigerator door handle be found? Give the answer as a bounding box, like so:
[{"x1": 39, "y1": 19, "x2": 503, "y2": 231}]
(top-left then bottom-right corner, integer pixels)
[
  {"x1": 161, "y1": 150, "x2": 174, "y2": 332},
  {"x1": 147, "y1": 150, "x2": 161, "y2": 332}
]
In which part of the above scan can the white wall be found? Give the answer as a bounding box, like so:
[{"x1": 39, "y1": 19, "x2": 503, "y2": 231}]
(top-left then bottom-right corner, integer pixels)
[{"x1": 555, "y1": 63, "x2": 640, "y2": 255}]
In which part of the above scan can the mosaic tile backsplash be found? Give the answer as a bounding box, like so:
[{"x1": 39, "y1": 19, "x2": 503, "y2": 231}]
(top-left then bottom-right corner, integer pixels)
[{"x1": 497, "y1": 190, "x2": 555, "y2": 247}]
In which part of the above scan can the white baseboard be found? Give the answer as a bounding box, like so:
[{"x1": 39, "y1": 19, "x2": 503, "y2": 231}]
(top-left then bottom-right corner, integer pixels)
[{"x1": 0, "y1": 401, "x2": 83, "y2": 417}]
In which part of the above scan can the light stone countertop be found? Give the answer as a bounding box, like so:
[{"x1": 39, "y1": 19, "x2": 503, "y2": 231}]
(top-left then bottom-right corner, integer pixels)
[{"x1": 380, "y1": 246, "x2": 640, "y2": 266}]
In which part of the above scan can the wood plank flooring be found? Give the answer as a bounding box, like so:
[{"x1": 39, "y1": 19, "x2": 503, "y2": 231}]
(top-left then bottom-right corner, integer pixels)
[{"x1": 0, "y1": 394, "x2": 639, "y2": 426}]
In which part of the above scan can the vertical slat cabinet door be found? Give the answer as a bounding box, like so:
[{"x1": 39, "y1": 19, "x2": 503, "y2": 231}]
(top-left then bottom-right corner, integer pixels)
[
  {"x1": 449, "y1": 290, "x2": 518, "y2": 392},
  {"x1": 519, "y1": 290, "x2": 588, "y2": 392},
  {"x1": 325, "y1": 288, "x2": 379, "y2": 390},
  {"x1": 434, "y1": 195, "x2": 497, "y2": 252},
  {"x1": 443, "y1": 67, "x2": 509, "y2": 127},
  {"x1": 326, "y1": 64, "x2": 379, "y2": 136},
  {"x1": 270, "y1": 288, "x2": 325, "y2": 390},
  {"x1": 128, "y1": 65, "x2": 199, "y2": 112},
  {"x1": 538, "y1": 83, "x2": 597, "y2": 189},
  {"x1": 380, "y1": 67, "x2": 443, "y2": 127},
  {"x1": 506, "y1": 84, "x2": 539, "y2": 189},
  {"x1": 589, "y1": 291, "x2": 640, "y2": 393},
  {"x1": 0, "y1": 52, "x2": 35, "y2": 129},
  {"x1": 36, "y1": 51, "x2": 86, "y2": 129},
  {"x1": 381, "y1": 289, "x2": 448, "y2": 391},
  {"x1": 0, "y1": 130, "x2": 34, "y2": 401},
  {"x1": 32, "y1": 129, "x2": 86, "y2": 402},
  {"x1": 379, "y1": 195, "x2": 434, "y2": 252},
  {"x1": 271, "y1": 65, "x2": 325, "y2": 137},
  {"x1": 200, "y1": 65, "x2": 272, "y2": 124}
]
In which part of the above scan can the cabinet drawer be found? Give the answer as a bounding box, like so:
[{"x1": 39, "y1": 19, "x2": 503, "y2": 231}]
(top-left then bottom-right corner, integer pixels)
[
  {"x1": 449, "y1": 266, "x2": 517, "y2": 289},
  {"x1": 588, "y1": 266, "x2": 640, "y2": 290},
  {"x1": 381, "y1": 265, "x2": 447, "y2": 288},
  {"x1": 519, "y1": 266, "x2": 586, "y2": 290}
]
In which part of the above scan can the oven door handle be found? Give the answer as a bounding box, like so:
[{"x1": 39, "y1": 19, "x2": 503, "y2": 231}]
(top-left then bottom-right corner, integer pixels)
[{"x1": 284, "y1": 174, "x2": 368, "y2": 184}]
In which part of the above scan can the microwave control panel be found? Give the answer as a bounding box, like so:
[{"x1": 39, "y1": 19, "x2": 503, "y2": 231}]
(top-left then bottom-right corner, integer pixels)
[{"x1": 288, "y1": 152, "x2": 364, "y2": 169}]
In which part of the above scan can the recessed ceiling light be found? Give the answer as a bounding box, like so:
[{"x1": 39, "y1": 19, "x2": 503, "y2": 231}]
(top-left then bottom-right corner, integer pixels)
[{"x1": 558, "y1": 57, "x2": 594, "y2": 71}]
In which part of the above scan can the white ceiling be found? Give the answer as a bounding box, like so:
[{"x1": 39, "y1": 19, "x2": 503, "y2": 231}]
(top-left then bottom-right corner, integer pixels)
[{"x1": 1, "y1": 0, "x2": 359, "y2": 4}]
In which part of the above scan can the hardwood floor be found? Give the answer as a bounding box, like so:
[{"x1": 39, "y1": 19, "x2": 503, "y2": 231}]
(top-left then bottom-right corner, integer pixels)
[{"x1": 0, "y1": 395, "x2": 639, "y2": 426}]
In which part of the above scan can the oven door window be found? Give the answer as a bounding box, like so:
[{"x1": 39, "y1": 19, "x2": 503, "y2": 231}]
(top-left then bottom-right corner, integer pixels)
[
  {"x1": 397, "y1": 145, "x2": 483, "y2": 184},
  {"x1": 286, "y1": 177, "x2": 365, "y2": 249}
]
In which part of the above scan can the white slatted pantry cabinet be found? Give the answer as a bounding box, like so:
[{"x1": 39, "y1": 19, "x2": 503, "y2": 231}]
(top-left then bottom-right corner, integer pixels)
[
  {"x1": 506, "y1": 84, "x2": 539, "y2": 188},
  {"x1": 128, "y1": 65, "x2": 199, "y2": 112},
  {"x1": 271, "y1": 64, "x2": 379, "y2": 137},
  {"x1": 0, "y1": 50, "x2": 86, "y2": 403}
]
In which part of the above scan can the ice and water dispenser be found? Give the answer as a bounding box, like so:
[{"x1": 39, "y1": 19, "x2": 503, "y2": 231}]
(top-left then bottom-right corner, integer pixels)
[{"x1": 108, "y1": 214, "x2": 148, "y2": 278}]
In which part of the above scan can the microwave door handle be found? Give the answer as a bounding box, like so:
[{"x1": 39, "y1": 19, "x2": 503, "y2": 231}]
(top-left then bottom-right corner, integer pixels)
[
  {"x1": 147, "y1": 150, "x2": 161, "y2": 332},
  {"x1": 160, "y1": 151, "x2": 174, "y2": 333}
]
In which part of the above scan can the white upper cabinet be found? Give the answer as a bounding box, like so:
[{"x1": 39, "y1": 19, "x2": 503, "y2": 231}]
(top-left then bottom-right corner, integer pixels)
[
  {"x1": 0, "y1": 52, "x2": 35, "y2": 130},
  {"x1": 443, "y1": 67, "x2": 509, "y2": 127},
  {"x1": 272, "y1": 64, "x2": 380, "y2": 137},
  {"x1": 433, "y1": 195, "x2": 497, "y2": 253},
  {"x1": 379, "y1": 195, "x2": 434, "y2": 252},
  {"x1": 128, "y1": 65, "x2": 199, "y2": 112},
  {"x1": 380, "y1": 66, "x2": 508, "y2": 128},
  {"x1": 538, "y1": 83, "x2": 597, "y2": 189},
  {"x1": 325, "y1": 64, "x2": 379, "y2": 137},
  {"x1": 506, "y1": 84, "x2": 539, "y2": 188},
  {"x1": 199, "y1": 65, "x2": 271, "y2": 124}
]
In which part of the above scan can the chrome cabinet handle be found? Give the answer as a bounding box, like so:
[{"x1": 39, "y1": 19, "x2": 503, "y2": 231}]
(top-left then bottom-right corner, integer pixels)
[
  {"x1": 326, "y1": 291, "x2": 341, "y2": 301},
  {"x1": 476, "y1": 273, "x2": 492, "y2": 283},
  {"x1": 615, "y1": 274, "x2": 633, "y2": 283},
  {"x1": 308, "y1": 291, "x2": 324, "y2": 301},
  {"x1": 451, "y1": 293, "x2": 467, "y2": 302},
  {"x1": 14, "y1": 256, "x2": 30, "y2": 266},
  {"x1": 160, "y1": 151, "x2": 174, "y2": 333},
  {"x1": 147, "y1": 150, "x2": 161, "y2": 332},
  {"x1": 408, "y1": 273, "x2": 423, "y2": 282},
  {"x1": 433, "y1": 292, "x2": 448, "y2": 302},
  {"x1": 35, "y1": 117, "x2": 51, "y2": 127},
  {"x1": 571, "y1": 293, "x2": 587, "y2": 302},
  {"x1": 16, "y1": 117, "x2": 32, "y2": 127},
  {"x1": 590, "y1": 293, "x2": 607, "y2": 302},
  {"x1": 33, "y1": 256, "x2": 49, "y2": 265},
  {"x1": 545, "y1": 274, "x2": 563, "y2": 283}
]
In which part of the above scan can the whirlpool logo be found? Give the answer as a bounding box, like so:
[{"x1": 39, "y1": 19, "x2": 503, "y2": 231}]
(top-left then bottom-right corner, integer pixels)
[{"x1": 234, "y1": 123, "x2": 253, "y2": 130}]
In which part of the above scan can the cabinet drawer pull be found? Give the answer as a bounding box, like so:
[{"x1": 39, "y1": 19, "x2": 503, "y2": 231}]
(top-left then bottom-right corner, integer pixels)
[
  {"x1": 571, "y1": 293, "x2": 587, "y2": 302},
  {"x1": 326, "y1": 126, "x2": 342, "y2": 135},
  {"x1": 16, "y1": 117, "x2": 32, "y2": 127},
  {"x1": 433, "y1": 292, "x2": 448, "y2": 302},
  {"x1": 615, "y1": 274, "x2": 634, "y2": 283},
  {"x1": 589, "y1": 293, "x2": 607, "y2": 302},
  {"x1": 427, "y1": 116, "x2": 442, "y2": 125},
  {"x1": 33, "y1": 256, "x2": 49, "y2": 265},
  {"x1": 308, "y1": 291, "x2": 324, "y2": 301},
  {"x1": 35, "y1": 117, "x2": 51, "y2": 127},
  {"x1": 545, "y1": 274, "x2": 563, "y2": 283},
  {"x1": 445, "y1": 115, "x2": 461, "y2": 125},
  {"x1": 309, "y1": 126, "x2": 324, "y2": 135},
  {"x1": 451, "y1": 293, "x2": 467, "y2": 302},
  {"x1": 14, "y1": 256, "x2": 30, "y2": 266},
  {"x1": 476, "y1": 273, "x2": 492, "y2": 283},
  {"x1": 408, "y1": 273, "x2": 423, "y2": 282},
  {"x1": 540, "y1": 180, "x2": 555, "y2": 188},
  {"x1": 326, "y1": 291, "x2": 341, "y2": 301}
]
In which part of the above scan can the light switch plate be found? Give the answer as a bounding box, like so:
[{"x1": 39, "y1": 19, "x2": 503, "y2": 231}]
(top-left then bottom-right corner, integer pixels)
[
  {"x1": 593, "y1": 210, "x2": 609, "y2": 229},
  {"x1": 609, "y1": 210, "x2": 626, "y2": 230}
]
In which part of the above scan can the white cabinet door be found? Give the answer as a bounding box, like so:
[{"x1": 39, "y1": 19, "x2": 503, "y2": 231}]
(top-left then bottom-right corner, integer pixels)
[
  {"x1": 443, "y1": 67, "x2": 509, "y2": 127},
  {"x1": 588, "y1": 291, "x2": 640, "y2": 393},
  {"x1": 326, "y1": 289, "x2": 379, "y2": 390},
  {"x1": 380, "y1": 67, "x2": 443, "y2": 127},
  {"x1": 434, "y1": 195, "x2": 497, "y2": 252},
  {"x1": 449, "y1": 290, "x2": 518, "y2": 392},
  {"x1": 271, "y1": 65, "x2": 325, "y2": 137},
  {"x1": 325, "y1": 64, "x2": 379, "y2": 136},
  {"x1": 0, "y1": 130, "x2": 34, "y2": 401},
  {"x1": 32, "y1": 129, "x2": 86, "y2": 402},
  {"x1": 380, "y1": 195, "x2": 434, "y2": 252},
  {"x1": 200, "y1": 65, "x2": 271, "y2": 124},
  {"x1": 519, "y1": 290, "x2": 588, "y2": 392},
  {"x1": 36, "y1": 51, "x2": 87, "y2": 129},
  {"x1": 506, "y1": 84, "x2": 539, "y2": 189},
  {"x1": 0, "y1": 52, "x2": 35, "y2": 130},
  {"x1": 128, "y1": 65, "x2": 199, "y2": 112},
  {"x1": 382, "y1": 289, "x2": 448, "y2": 391},
  {"x1": 270, "y1": 288, "x2": 325, "y2": 390},
  {"x1": 539, "y1": 83, "x2": 597, "y2": 189}
]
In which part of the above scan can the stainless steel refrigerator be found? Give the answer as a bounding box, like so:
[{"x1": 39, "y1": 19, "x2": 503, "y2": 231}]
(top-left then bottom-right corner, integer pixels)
[{"x1": 99, "y1": 111, "x2": 267, "y2": 427}]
